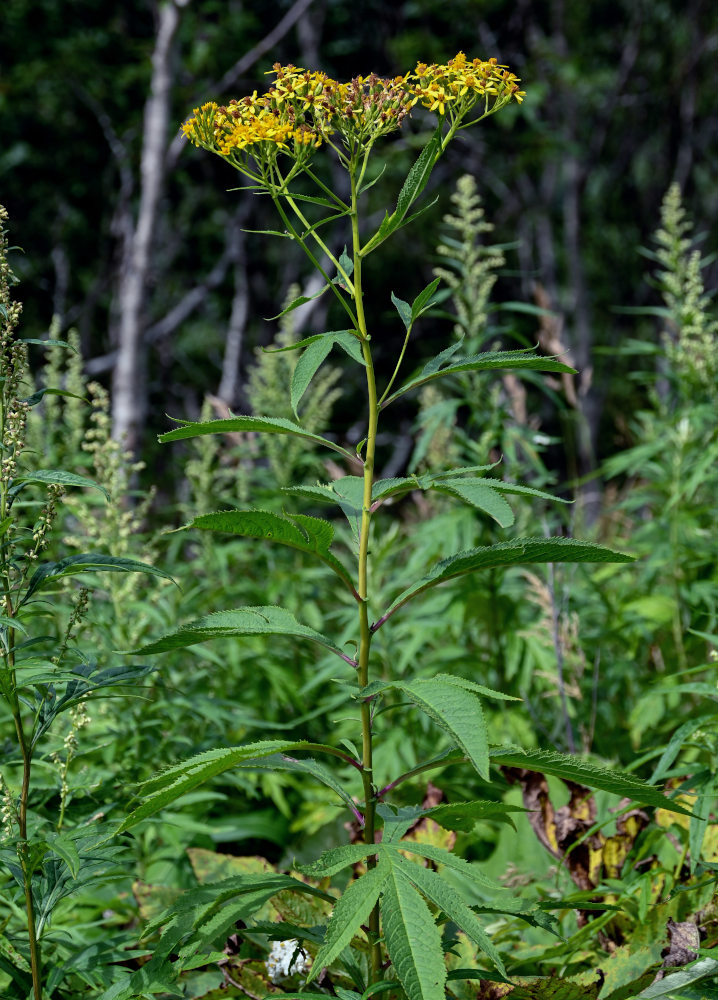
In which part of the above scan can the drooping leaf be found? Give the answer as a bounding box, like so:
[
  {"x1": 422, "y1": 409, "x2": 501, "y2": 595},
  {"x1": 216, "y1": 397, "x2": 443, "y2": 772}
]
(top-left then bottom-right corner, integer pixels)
[
  {"x1": 425, "y1": 799, "x2": 527, "y2": 832},
  {"x1": 11, "y1": 469, "x2": 110, "y2": 500},
  {"x1": 394, "y1": 857, "x2": 507, "y2": 977},
  {"x1": 306, "y1": 865, "x2": 389, "y2": 982},
  {"x1": 126, "y1": 605, "x2": 350, "y2": 662},
  {"x1": 379, "y1": 538, "x2": 633, "y2": 625},
  {"x1": 20, "y1": 386, "x2": 85, "y2": 406},
  {"x1": 381, "y1": 841, "x2": 500, "y2": 891},
  {"x1": 114, "y1": 740, "x2": 329, "y2": 832},
  {"x1": 381, "y1": 862, "x2": 447, "y2": 1000},
  {"x1": 22, "y1": 553, "x2": 175, "y2": 603},
  {"x1": 283, "y1": 476, "x2": 365, "y2": 539},
  {"x1": 395, "y1": 677, "x2": 489, "y2": 779},
  {"x1": 190, "y1": 510, "x2": 355, "y2": 593},
  {"x1": 434, "y1": 479, "x2": 515, "y2": 527},
  {"x1": 383, "y1": 349, "x2": 577, "y2": 406},
  {"x1": 489, "y1": 746, "x2": 694, "y2": 814},
  {"x1": 159, "y1": 415, "x2": 354, "y2": 462}
]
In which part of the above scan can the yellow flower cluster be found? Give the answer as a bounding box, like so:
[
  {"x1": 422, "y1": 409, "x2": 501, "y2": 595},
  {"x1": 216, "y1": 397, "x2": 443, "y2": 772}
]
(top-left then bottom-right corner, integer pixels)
[
  {"x1": 410, "y1": 52, "x2": 525, "y2": 117},
  {"x1": 180, "y1": 53, "x2": 524, "y2": 169}
]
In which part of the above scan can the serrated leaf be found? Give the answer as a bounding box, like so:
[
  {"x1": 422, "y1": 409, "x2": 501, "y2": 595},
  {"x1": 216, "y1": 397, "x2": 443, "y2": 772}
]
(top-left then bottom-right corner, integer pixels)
[
  {"x1": 489, "y1": 746, "x2": 694, "y2": 814},
  {"x1": 190, "y1": 510, "x2": 355, "y2": 593},
  {"x1": 298, "y1": 844, "x2": 375, "y2": 879},
  {"x1": 435, "y1": 479, "x2": 515, "y2": 527},
  {"x1": 159, "y1": 414, "x2": 354, "y2": 461},
  {"x1": 380, "y1": 538, "x2": 633, "y2": 624},
  {"x1": 393, "y1": 857, "x2": 507, "y2": 977},
  {"x1": 126, "y1": 605, "x2": 349, "y2": 661},
  {"x1": 383, "y1": 349, "x2": 578, "y2": 406},
  {"x1": 306, "y1": 865, "x2": 389, "y2": 982},
  {"x1": 391, "y1": 292, "x2": 413, "y2": 331},
  {"x1": 246, "y1": 753, "x2": 362, "y2": 818},
  {"x1": 380, "y1": 842, "x2": 500, "y2": 891},
  {"x1": 22, "y1": 553, "x2": 175, "y2": 603},
  {"x1": 12, "y1": 469, "x2": 110, "y2": 500},
  {"x1": 381, "y1": 863, "x2": 447, "y2": 1000},
  {"x1": 292, "y1": 337, "x2": 336, "y2": 416},
  {"x1": 425, "y1": 800, "x2": 527, "y2": 832},
  {"x1": 115, "y1": 740, "x2": 311, "y2": 832},
  {"x1": 283, "y1": 476, "x2": 365, "y2": 540},
  {"x1": 395, "y1": 678, "x2": 489, "y2": 780},
  {"x1": 47, "y1": 833, "x2": 80, "y2": 878}
]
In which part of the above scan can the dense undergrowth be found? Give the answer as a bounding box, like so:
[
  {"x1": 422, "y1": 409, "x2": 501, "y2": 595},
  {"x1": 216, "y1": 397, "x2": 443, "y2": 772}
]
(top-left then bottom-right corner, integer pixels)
[{"x1": 0, "y1": 162, "x2": 717, "y2": 1000}]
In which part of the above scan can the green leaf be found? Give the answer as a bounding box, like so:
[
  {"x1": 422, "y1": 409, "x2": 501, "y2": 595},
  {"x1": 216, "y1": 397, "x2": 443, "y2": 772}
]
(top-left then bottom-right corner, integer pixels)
[
  {"x1": 21, "y1": 337, "x2": 78, "y2": 351},
  {"x1": 245, "y1": 753, "x2": 362, "y2": 818},
  {"x1": 394, "y1": 857, "x2": 507, "y2": 977},
  {"x1": 22, "y1": 553, "x2": 175, "y2": 603},
  {"x1": 298, "y1": 844, "x2": 376, "y2": 879},
  {"x1": 159, "y1": 415, "x2": 354, "y2": 462},
  {"x1": 115, "y1": 740, "x2": 308, "y2": 832},
  {"x1": 425, "y1": 799, "x2": 527, "y2": 832},
  {"x1": 391, "y1": 292, "x2": 412, "y2": 331},
  {"x1": 0, "y1": 515, "x2": 13, "y2": 535},
  {"x1": 634, "y1": 958, "x2": 718, "y2": 998},
  {"x1": 46, "y1": 832, "x2": 80, "y2": 878},
  {"x1": 266, "y1": 284, "x2": 329, "y2": 320},
  {"x1": 380, "y1": 841, "x2": 500, "y2": 892},
  {"x1": 379, "y1": 538, "x2": 633, "y2": 625},
  {"x1": 434, "y1": 479, "x2": 515, "y2": 527},
  {"x1": 20, "y1": 385, "x2": 86, "y2": 406},
  {"x1": 125, "y1": 605, "x2": 350, "y2": 662},
  {"x1": 489, "y1": 746, "x2": 694, "y2": 814},
  {"x1": 306, "y1": 865, "x2": 389, "y2": 982},
  {"x1": 381, "y1": 862, "x2": 447, "y2": 1000},
  {"x1": 292, "y1": 337, "x2": 336, "y2": 416},
  {"x1": 411, "y1": 277, "x2": 442, "y2": 322},
  {"x1": 650, "y1": 714, "x2": 716, "y2": 783},
  {"x1": 283, "y1": 476, "x2": 365, "y2": 540},
  {"x1": 11, "y1": 469, "x2": 110, "y2": 500},
  {"x1": 395, "y1": 677, "x2": 489, "y2": 780},
  {"x1": 190, "y1": 510, "x2": 355, "y2": 594},
  {"x1": 383, "y1": 349, "x2": 578, "y2": 407}
]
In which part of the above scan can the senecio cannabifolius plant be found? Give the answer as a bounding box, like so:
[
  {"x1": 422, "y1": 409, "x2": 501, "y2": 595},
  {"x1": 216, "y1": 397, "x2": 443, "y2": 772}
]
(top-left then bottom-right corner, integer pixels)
[{"x1": 112, "y1": 55, "x2": 677, "y2": 1000}]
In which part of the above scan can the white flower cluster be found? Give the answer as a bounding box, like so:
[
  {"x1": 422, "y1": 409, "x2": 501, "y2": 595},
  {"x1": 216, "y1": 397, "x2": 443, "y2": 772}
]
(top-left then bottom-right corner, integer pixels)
[{"x1": 265, "y1": 939, "x2": 311, "y2": 983}]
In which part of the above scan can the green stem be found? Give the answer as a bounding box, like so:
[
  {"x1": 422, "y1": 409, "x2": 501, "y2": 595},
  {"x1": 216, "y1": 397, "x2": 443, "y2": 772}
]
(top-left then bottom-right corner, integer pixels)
[
  {"x1": 351, "y1": 162, "x2": 383, "y2": 986},
  {"x1": 378, "y1": 323, "x2": 412, "y2": 406}
]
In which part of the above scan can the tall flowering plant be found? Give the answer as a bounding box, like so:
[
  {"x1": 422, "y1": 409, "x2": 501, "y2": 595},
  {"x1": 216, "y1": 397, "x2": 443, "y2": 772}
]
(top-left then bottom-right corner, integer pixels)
[{"x1": 108, "y1": 55, "x2": 680, "y2": 1000}]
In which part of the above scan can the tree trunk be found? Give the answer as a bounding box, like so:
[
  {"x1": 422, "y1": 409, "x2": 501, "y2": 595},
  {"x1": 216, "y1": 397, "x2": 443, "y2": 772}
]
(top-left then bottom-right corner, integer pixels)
[{"x1": 112, "y1": 0, "x2": 187, "y2": 451}]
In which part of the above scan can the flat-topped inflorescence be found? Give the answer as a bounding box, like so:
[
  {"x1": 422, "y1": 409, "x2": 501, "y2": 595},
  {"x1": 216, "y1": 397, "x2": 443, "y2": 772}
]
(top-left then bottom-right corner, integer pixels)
[{"x1": 181, "y1": 53, "x2": 525, "y2": 180}]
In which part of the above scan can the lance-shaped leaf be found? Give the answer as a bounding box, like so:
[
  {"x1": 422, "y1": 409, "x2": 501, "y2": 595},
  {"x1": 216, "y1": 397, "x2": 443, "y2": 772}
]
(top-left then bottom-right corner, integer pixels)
[
  {"x1": 425, "y1": 799, "x2": 528, "y2": 832},
  {"x1": 22, "y1": 553, "x2": 175, "y2": 603},
  {"x1": 382, "y1": 349, "x2": 577, "y2": 407},
  {"x1": 283, "y1": 477, "x2": 365, "y2": 540},
  {"x1": 114, "y1": 740, "x2": 334, "y2": 832},
  {"x1": 394, "y1": 677, "x2": 489, "y2": 780},
  {"x1": 377, "y1": 537, "x2": 633, "y2": 626},
  {"x1": 381, "y1": 862, "x2": 447, "y2": 1000},
  {"x1": 126, "y1": 605, "x2": 352, "y2": 663},
  {"x1": 243, "y1": 753, "x2": 363, "y2": 822},
  {"x1": 266, "y1": 283, "x2": 330, "y2": 321},
  {"x1": 362, "y1": 127, "x2": 443, "y2": 256},
  {"x1": 489, "y1": 746, "x2": 694, "y2": 815},
  {"x1": 190, "y1": 510, "x2": 356, "y2": 595},
  {"x1": 306, "y1": 865, "x2": 389, "y2": 982},
  {"x1": 394, "y1": 856, "x2": 507, "y2": 978},
  {"x1": 11, "y1": 469, "x2": 110, "y2": 499},
  {"x1": 291, "y1": 333, "x2": 366, "y2": 416},
  {"x1": 159, "y1": 415, "x2": 354, "y2": 462},
  {"x1": 380, "y1": 841, "x2": 500, "y2": 892},
  {"x1": 298, "y1": 843, "x2": 377, "y2": 879},
  {"x1": 435, "y1": 479, "x2": 514, "y2": 527}
]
